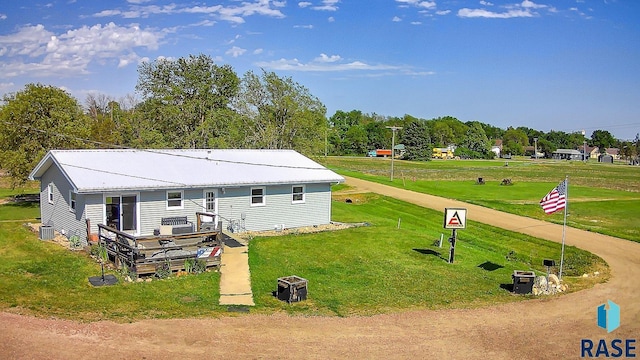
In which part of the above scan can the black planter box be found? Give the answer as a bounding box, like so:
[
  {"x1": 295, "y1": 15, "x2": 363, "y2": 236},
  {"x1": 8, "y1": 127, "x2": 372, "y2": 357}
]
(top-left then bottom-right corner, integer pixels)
[
  {"x1": 512, "y1": 270, "x2": 535, "y2": 294},
  {"x1": 277, "y1": 276, "x2": 308, "y2": 303}
]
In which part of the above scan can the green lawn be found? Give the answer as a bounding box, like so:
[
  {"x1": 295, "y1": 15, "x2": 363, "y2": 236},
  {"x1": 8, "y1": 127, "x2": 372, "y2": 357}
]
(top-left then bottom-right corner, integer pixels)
[
  {"x1": 248, "y1": 195, "x2": 606, "y2": 316},
  {"x1": 320, "y1": 157, "x2": 640, "y2": 242},
  {"x1": 0, "y1": 202, "x2": 40, "y2": 221}
]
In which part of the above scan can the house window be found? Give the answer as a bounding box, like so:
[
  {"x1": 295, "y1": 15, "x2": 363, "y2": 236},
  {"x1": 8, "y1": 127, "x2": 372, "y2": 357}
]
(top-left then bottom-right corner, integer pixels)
[
  {"x1": 69, "y1": 191, "x2": 77, "y2": 213},
  {"x1": 167, "y1": 190, "x2": 183, "y2": 209},
  {"x1": 292, "y1": 185, "x2": 305, "y2": 204},
  {"x1": 251, "y1": 187, "x2": 265, "y2": 206},
  {"x1": 205, "y1": 191, "x2": 216, "y2": 213},
  {"x1": 48, "y1": 184, "x2": 54, "y2": 204}
]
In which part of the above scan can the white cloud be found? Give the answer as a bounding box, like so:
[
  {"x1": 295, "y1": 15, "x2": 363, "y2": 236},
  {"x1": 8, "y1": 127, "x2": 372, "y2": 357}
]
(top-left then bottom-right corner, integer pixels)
[
  {"x1": 458, "y1": 8, "x2": 534, "y2": 18},
  {"x1": 411, "y1": 21, "x2": 423, "y2": 25},
  {"x1": 226, "y1": 46, "x2": 246, "y2": 58},
  {"x1": 0, "y1": 13, "x2": 7, "y2": 20},
  {"x1": 253, "y1": 48, "x2": 264, "y2": 55},
  {"x1": 93, "y1": 1, "x2": 285, "y2": 23},
  {"x1": 520, "y1": 0, "x2": 546, "y2": 9},
  {"x1": 313, "y1": 0, "x2": 340, "y2": 11},
  {"x1": 393, "y1": 16, "x2": 402, "y2": 22},
  {"x1": 396, "y1": 0, "x2": 437, "y2": 9},
  {"x1": 256, "y1": 57, "x2": 397, "y2": 72},
  {"x1": 457, "y1": 0, "x2": 554, "y2": 18},
  {"x1": 227, "y1": 34, "x2": 242, "y2": 45},
  {"x1": 0, "y1": 23, "x2": 164, "y2": 78},
  {"x1": 255, "y1": 54, "x2": 432, "y2": 77},
  {"x1": 298, "y1": 2, "x2": 312, "y2": 8},
  {"x1": 315, "y1": 53, "x2": 341, "y2": 62},
  {"x1": 328, "y1": 16, "x2": 335, "y2": 22},
  {"x1": 294, "y1": 24, "x2": 314, "y2": 29},
  {"x1": 436, "y1": 10, "x2": 451, "y2": 15}
]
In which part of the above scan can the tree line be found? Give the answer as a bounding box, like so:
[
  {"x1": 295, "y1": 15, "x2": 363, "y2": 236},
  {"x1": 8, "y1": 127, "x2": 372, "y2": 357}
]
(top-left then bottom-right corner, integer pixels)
[
  {"x1": 1, "y1": 53, "x2": 638, "y2": 186},
  {"x1": 327, "y1": 110, "x2": 639, "y2": 162}
]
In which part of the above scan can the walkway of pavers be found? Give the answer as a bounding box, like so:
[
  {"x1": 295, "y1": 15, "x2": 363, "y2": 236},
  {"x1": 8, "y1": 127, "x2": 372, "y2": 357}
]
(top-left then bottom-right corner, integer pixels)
[{"x1": 218, "y1": 232, "x2": 255, "y2": 306}]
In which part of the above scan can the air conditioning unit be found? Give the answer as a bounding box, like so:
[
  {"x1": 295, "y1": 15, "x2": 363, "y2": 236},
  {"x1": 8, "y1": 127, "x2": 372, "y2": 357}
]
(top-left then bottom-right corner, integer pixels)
[{"x1": 39, "y1": 225, "x2": 55, "y2": 240}]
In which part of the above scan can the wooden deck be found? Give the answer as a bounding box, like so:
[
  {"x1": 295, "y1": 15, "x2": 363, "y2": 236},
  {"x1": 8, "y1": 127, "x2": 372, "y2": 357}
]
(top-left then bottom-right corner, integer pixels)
[{"x1": 97, "y1": 216, "x2": 223, "y2": 277}]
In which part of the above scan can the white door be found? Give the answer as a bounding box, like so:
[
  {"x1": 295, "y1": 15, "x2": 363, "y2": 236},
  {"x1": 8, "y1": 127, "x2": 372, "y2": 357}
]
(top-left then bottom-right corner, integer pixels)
[{"x1": 203, "y1": 190, "x2": 218, "y2": 224}]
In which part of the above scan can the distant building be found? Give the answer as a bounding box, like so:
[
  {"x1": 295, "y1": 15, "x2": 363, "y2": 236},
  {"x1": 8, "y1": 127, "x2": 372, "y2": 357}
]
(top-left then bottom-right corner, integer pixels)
[
  {"x1": 491, "y1": 139, "x2": 502, "y2": 158},
  {"x1": 552, "y1": 149, "x2": 583, "y2": 161}
]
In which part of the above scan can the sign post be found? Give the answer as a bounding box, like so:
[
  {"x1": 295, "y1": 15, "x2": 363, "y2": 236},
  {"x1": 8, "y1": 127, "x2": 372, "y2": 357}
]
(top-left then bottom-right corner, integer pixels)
[{"x1": 443, "y1": 208, "x2": 467, "y2": 264}]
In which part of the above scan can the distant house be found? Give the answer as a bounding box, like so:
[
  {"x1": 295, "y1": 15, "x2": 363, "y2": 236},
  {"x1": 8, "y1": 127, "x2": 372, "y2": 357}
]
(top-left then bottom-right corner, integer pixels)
[
  {"x1": 581, "y1": 146, "x2": 599, "y2": 160},
  {"x1": 605, "y1": 148, "x2": 620, "y2": 160},
  {"x1": 29, "y1": 149, "x2": 344, "y2": 242},
  {"x1": 491, "y1": 140, "x2": 503, "y2": 158},
  {"x1": 552, "y1": 149, "x2": 583, "y2": 161}
]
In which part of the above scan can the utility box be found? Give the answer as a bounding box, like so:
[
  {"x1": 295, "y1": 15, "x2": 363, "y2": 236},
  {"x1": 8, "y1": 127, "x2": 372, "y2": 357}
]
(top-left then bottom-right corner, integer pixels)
[
  {"x1": 39, "y1": 225, "x2": 55, "y2": 240},
  {"x1": 277, "y1": 276, "x2": 308, "y2": 303},
  {"x1": 512, "y1": 270, "x2": 535, "y2": 294}
]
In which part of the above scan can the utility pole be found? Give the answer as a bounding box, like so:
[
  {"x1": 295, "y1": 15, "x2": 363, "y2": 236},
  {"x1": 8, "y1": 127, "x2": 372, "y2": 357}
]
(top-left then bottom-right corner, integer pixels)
[
  {"x1": 534, "y1": 137, "x2": 538, "y2": 160},
  {"x1": 386, "y1": 126, "x2": 402, "y2": 181},
  {"x1": 584, "y1": 140, "x2": 587, "y2": 162}
]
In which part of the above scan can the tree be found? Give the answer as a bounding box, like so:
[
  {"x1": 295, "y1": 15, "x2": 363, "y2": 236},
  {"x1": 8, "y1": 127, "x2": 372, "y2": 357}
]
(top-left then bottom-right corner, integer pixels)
[
  {"x1": 235, "y1": 70, "x2": 326, "y2": 155},
  {"x1": 135, "y1": 54, "x2": 240, "y2": 148},
  {"x1": 328, "y1": 110, "x2": 363, "y2": 155},
  {"x1": 464, "y1": 122, "x2": 491, "y2": 156},
  {"x1": 591, "y1": 130, "x2": 615, "y2": 153},
  {"x1": 402, "y1": 120, "x2": 431, "y2": 160},
  {"x1": 344, "y1": 125, "x2": 368, "y2": 155},
  {"x1": 0, "y1": 84, "x2": 91, "y2": 185},
  {"x1": 364, "y1": 121, "x2": 388, "y2": 151},
  {"x1": 502, "y1": 127, "x2": 529, "y2": 156}
]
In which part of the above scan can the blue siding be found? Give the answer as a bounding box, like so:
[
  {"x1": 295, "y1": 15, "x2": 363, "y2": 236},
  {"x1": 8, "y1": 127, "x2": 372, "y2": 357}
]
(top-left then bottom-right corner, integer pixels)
[
  {"x1": 39, "y1": 165, "x2": 87, "y2": 241},
  {"x1": 38, "y1": 162, "x2": 334, "y2": 237}
]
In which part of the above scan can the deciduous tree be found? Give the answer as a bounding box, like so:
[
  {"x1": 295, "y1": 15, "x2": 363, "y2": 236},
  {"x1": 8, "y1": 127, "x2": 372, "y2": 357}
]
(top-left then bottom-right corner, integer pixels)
[{"x1": 0, "y1": 84, "x2": 91, "y2": 185}]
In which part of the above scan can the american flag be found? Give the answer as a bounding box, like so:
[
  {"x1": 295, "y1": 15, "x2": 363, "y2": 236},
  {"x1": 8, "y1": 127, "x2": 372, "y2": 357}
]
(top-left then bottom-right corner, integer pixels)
[{"x1": 540, "y1": 180, "x2": 567, "y2": 214}]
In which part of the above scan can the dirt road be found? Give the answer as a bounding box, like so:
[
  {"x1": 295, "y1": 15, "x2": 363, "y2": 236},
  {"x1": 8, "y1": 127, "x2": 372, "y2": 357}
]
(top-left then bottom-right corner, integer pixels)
[{"x1": 1, "y1": 176, "x2": 638, "y2": 359}]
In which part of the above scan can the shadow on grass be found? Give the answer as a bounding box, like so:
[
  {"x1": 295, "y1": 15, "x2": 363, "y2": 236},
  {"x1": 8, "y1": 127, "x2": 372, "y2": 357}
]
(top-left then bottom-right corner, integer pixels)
[
  {"x1": 413, "y1": 248, "x2": 449, "y2": 262},
  {"x1": 499, "y1": 283, "x2": 514, "y2": 292},
  {"x1": 477, "y1": 261, "x2": 504, "y2": 271}
]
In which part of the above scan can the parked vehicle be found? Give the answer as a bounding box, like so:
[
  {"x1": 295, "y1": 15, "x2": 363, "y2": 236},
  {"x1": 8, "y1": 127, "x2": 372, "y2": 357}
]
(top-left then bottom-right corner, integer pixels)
[{"x1": 367, "y1": 149, "x2": 392, "y2": 157}]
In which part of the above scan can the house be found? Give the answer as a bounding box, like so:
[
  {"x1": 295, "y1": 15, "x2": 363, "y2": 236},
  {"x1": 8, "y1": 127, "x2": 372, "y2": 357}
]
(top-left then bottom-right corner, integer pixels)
[
  {"x1": 29, "y1": 149, "x2": 344, "y2": 242},
  {"x1": 604, "y1": 148, "x2": 620, "y2": 160},
  {"x1": 551, "y1": 149, "x2": 583, "y2": 161},
  {"x1": 491, "y1": 140, "x2": 502, "y2": 158},
  {"x1": 582, "y1": 146, "x2": 599, "y2": 160}
]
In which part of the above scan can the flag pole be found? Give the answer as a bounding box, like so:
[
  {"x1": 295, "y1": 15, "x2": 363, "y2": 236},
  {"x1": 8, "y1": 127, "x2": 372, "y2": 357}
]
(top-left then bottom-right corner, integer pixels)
[{"x1": 559, "y1": 175, "x2": 568, "y2": 280}]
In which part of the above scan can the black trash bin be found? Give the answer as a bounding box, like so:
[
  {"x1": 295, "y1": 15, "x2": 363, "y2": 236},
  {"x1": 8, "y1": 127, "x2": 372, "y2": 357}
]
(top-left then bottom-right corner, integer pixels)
[
  {"x1": 277, "y1": 276, "x2": 308, "y2": 303},
  {"x1": 512, "y1": 270, "x2": 535, "y2": 294}
]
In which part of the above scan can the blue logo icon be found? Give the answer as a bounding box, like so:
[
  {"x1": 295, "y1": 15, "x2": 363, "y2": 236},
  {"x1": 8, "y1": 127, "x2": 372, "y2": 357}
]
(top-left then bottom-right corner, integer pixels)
[{"x1": 597, "y1": 300, "x2": 620, "y2": 333}]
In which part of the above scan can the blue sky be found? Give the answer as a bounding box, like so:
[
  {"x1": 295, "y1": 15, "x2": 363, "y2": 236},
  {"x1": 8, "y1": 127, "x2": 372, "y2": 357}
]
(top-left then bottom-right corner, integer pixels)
[{"x1": 1, "y1": 0, "x2": 639, "y2": 140}]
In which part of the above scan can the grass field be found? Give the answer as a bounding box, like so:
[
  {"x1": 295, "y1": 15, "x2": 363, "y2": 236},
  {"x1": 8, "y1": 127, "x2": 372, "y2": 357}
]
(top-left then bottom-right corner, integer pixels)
[
  {"x1": 249, "y1": 194, "x2": 607, "y2": 316},
  {"x1": 320, "y1": 157, "x2": 640, "y2": 242}
]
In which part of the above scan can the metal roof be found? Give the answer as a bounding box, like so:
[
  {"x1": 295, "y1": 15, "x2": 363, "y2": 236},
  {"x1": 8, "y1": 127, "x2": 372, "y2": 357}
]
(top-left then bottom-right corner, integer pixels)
[{"x1": 29, "y1": 149, "x2": 344, "y2": 194}]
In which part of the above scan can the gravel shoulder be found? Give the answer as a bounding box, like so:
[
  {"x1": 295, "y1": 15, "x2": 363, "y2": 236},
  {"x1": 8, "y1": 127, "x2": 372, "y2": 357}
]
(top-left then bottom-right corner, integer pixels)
[{"x1": 1, "y1": 176, "x2": 639, "y2": 359}]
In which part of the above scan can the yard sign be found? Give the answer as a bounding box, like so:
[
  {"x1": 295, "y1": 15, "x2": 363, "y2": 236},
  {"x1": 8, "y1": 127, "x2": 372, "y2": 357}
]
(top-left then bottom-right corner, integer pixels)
[
  {"x1": 444, "y1": 208, "x2": 467, "y2": 229},
  {"x1": 443, "y1": 208, "x2": 467, "y2": 264}
]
